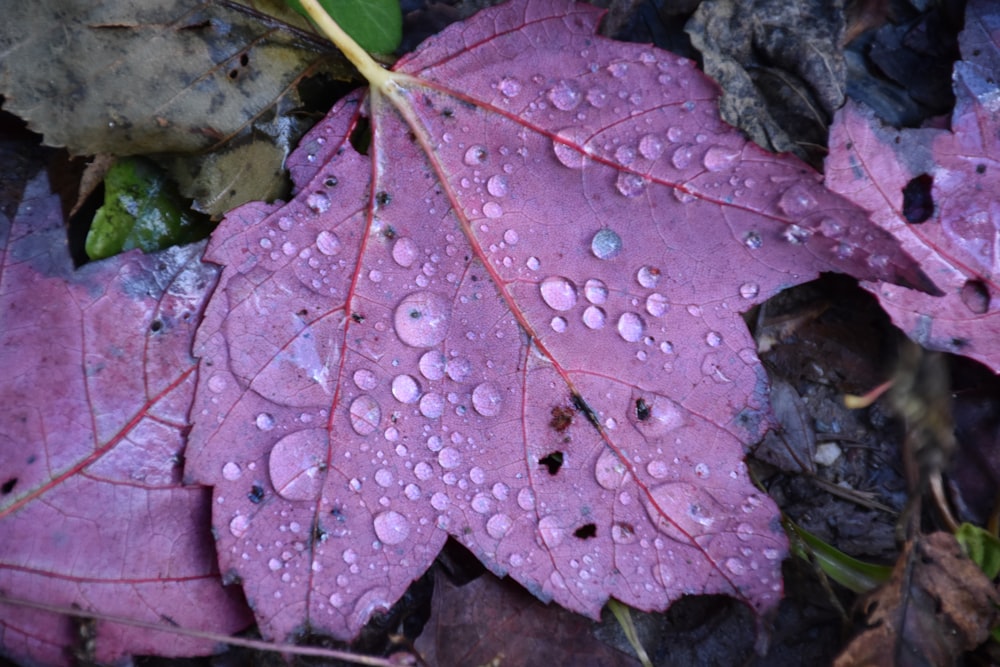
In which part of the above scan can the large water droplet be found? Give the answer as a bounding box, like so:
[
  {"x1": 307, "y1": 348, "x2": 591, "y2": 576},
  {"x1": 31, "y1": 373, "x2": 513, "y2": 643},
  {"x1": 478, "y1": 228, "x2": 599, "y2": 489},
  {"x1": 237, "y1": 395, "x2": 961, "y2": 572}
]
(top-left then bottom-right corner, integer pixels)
[
  {"x1": 595, "y1": 449, "x2": 628, "y2": 490},
  {"x1": 344, "y1": 396, "x2": 381, "y2": 438},
  {"x1": 438, "y1": 447, "x2": 462, "y2": 469},
  {"x1": 584, "y1": 278, "x2": 609, "y2": 303},
  {"x1": 616, "y1": 173, "x2": 647, "y2": 197},
  {"x1": 540, "y1": 276, "x2": 578, "y2": 311},
  {"x1": 229, "y1": 514, "x2": 250, "y2": 538},
  {"x1": 548, "y1": 80, "x2": 582, "y2": 110},
  {"x1": 591, "y1": 229, "x2": 622, "y2": 260},
  {"x1": 487, "y1": 175, "x2": 509, "y2": 198},
  {"x1": 446, "y1": 357, "x2": 471, "y2": 382},
  {"x1": 353, "y1": 369, "x2": 377, "y2": 391},
  {"x1": 394, "y1": 292, "x2": 452, "y2": 348},
  {"x1": 472, "y1": 382, "x2": 503, "y2": 417},
  {"x1": 483, "y1": 201, "x2": 504, "y2": 219},
  {"x1": 414, "y1": 461, "x2": 433, "y2": 481},
  {"x1": 702, "y1": 146, "x2": 741, "y2": 171},
  {"x1": 617, "y1": 312, "x2": 644, "y2": 342},
  {"x1": 464, "y1": 145, "x2": 488, "y2": 166},
  {"x1": 553, "y1": 128, "x2": 585, "y2": 169},
  {"x1": 268, "y1": 430, "x2": 326, "y2": 501},
  {"x1": 419, "y1": 393, "x2": 445, "y2": 419},
  {"x1": 582, "y1": 305, "x2": 606, "y2": 329},
  {"x1": 373, "y1": 511, "x2": 410, "y2": 545},
  {"x1": 222, "y1": 461, "x2": 242, "y2": 481},
  {"x1": 418, "y1": 350, "x2": 446, "y2": 381},
  {"x1": 517, "y1": 487, "x2": 535, "y2": 510},
  {"x1": 391, "y1": 375, "x2": 420, "y2": 404},
  {"x1": 645, "y1": 293, "x2": 668, "y2": 317},
  {"x1": 391, "y1": 237, "x2": 418, "y2": 268},
  {"x1": 486, "y1": 513, "x2": 513, "y2": 539},
  {"x1": 498, "y1": 76, "x2": 522, "y2": 97},
  {"x1": 627, "y1": 392, "x2": 684, "y2": 437},
  {"x1": 777, "y1": 184, "x2": 818, "y2": 216},
  {"x1": 538, "y1": 515, "x2": 566, "y2": 548},
  {"x1": 638, "y1": 134, "x2": 664, "y2": 159}
]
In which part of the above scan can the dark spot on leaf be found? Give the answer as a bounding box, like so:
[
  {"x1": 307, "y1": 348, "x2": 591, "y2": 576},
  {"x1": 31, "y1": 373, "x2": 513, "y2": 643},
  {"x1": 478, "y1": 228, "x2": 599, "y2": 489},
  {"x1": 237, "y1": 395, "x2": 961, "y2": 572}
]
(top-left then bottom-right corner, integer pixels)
[
  {"x1": 573, "y1": 523, "x2": 597, "y2": 539},
  {"x1": 383, "y1": 225, "x2": 397, "y2": 240},
  {"x1": 845, "y1": 141, "x2": 853, "y2": 150},
  {"x1": 1, "y1": 478, "x2": 17, "y2": 494},
  {"x1": 902, "y1": 174, "x2": 934, "y2": 223},
  {"x1": 228, "y1": 69, "x2": 238, "y2": 80},
  {"x1": 614, "y1": 521, "x2": 635, "y2": 540},
  {"x1": 248, "y1": 485, "x2": 265, "y2": 504},
  {"x1": 960, "y1": 279, "x2": 990, "y2": 314},
  {"x1": 635, "y1": 397, "x2": 651, "y2": 421},
  {"x1": 150, "y1": 319, "x2": 163, "y2": 333},
  {"x1": 351, "y1": 313, "x2": 364, "y2": 323},
  {"x1": 375, "y1": 191, "x2": 391, "y2": 207},
  {"x1": 239, "y1": 53, "x2": 249, "y2": 67},
  {"x1": 324, "y1": 176, "x2": 338, "y2": 187},
  {"x1": 409, "y1": 309, "x2": 421, "y2": 319},
  {"x1": 313, "y1": 524, "x2": 328, "y2": 542},
  {"x1": 297, "y1": 308, "x2": 308, "y2": 317},
  {"x1": 442, "y1": 108, "x2": 454, "y2": 118},
  {"x1": 549, "y1": 406, "x2": 574, "y2": 433},
  {"x1": 539, "y1": 451, "x2": 564, "y2": 475},
  {"x1": 349, "y1": 116, "x2": 371, "y2": 155},
  {"x1": 571, "y1": 392, "x2": 601, "y2": 431},
  {"x1": 330, "y1": 506, "x2": 346, "y2": 521},
  {"x1": 951, "y1": 337, "x2": 968, "y2": 348},
  {"x1": 976, "y1": 164, "x2": 986, "y2": 175}
]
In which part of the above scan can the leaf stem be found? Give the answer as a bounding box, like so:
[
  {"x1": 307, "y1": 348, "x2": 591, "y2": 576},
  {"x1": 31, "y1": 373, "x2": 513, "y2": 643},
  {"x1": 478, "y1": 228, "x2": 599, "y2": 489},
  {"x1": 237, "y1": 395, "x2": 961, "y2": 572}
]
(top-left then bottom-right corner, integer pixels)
[{"x1": 298, "y1": 0, "x2": 393, "y2": 91}]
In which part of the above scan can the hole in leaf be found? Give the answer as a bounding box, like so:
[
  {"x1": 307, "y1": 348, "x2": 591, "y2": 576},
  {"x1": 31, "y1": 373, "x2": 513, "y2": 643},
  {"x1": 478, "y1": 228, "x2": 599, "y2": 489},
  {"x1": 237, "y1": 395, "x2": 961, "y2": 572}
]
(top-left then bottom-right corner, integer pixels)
[
  {"x1": 976, "y1": 164, "x2": 986, "y2": 175},
  {"x1": 901, "y1": 174, "x2": 934, "y2": 223},
  {"x1": 349, "y1": 116, "x2": 371, "y2": 155},
  {"x1": 635, "y1": 398, "x2": 651, "y2": 421},
  {"x1": 239, "y1": 53, "x2": 249, "y2": 67},
  {"x1": 539, "y1": 451, "x2": 564, "y2": 475},
  {"x1": 324, "y1": 176, "x2": 338, "y2": 188},
  {"x1": 375, "y1": 191, "x2": 392, "y2": 207},
  {"x1": 247, "y1": 484, "x2": 265, "y2": 504},
  {"x1": 1, "y1": 478, "x2": 17, "y2": 494},
  {"x1": 549, "y1": 406, "x2": 574, "y2": 433},
  {"x1": 573, "y1": 523, "x2": 597, "y2": 539},
  {"x1": 383, "y1": 225, "x2": 397, "y2": 240},
  {"x1": 150, "y1": 319, "x2": 164, "y2": 333},
  {"x1": 960, "y1": 279, "x2": 990, "y2": 314},
  {"x1": 351, "y1": 313, "x2": 365, "y2": 323}
]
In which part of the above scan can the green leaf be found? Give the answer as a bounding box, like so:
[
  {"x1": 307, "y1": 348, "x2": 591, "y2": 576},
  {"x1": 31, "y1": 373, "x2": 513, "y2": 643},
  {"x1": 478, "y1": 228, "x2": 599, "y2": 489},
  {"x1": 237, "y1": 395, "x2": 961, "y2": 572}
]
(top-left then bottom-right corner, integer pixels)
[
  {"x1": 86, "y1": 158, "x2": 213, "y2": 261},
  {"x1": 956, "y1": 523, "x2": 1000, "y2": 580},
  {"x1": 784, "y1": 518, "x2": 893, "y2": 594},
  {"x1": 287, "y1": 0, "x2": 401, "y2": 54}
]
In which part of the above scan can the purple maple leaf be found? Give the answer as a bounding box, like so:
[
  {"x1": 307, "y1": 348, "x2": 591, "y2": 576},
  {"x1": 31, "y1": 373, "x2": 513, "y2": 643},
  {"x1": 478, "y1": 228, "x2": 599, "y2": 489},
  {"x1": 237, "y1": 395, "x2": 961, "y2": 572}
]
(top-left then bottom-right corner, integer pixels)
[
  {"x1": 826, "y1": 0, "x2": 999, "y2": 370},
  {"x1": 185, "y1": 0, "x2": 936, "y2": 641},
  {"x1": 0, "y1": 157, "x2": 250, "y2": 666}
]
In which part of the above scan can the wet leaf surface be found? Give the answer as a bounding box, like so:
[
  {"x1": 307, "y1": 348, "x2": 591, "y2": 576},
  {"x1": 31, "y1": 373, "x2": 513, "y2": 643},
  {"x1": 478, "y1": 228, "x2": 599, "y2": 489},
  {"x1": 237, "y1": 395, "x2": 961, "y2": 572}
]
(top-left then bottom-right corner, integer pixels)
[
  {"x1": 0, "y1": 143, "x2": 251, "y2": 665},
  {"x1": 184, "y1": 0, "x2": 937, "y2": 642}
]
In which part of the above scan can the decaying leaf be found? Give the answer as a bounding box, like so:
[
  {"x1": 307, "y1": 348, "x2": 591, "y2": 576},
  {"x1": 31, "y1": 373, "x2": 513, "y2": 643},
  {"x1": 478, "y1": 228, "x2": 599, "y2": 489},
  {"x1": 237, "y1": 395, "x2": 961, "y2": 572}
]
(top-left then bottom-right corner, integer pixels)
[
  {"x1": 834, "y1": 531, "x2": 1000, "y2": 667},
  {"x1": 184, "y1": 0, "x2": 937, "y2": 643}
]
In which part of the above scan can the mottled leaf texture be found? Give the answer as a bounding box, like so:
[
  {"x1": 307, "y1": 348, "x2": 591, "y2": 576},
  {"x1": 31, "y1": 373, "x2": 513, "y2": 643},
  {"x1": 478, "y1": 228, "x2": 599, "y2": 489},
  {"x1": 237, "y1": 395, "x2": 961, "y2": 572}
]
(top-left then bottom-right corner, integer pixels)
[
  {"x1": 833, "y1": 532, "x2": 1000, "y2": 667},
  {"x1": 186, "y1": 0, "x2": 935, "y2": 641},
  {"x1": 0, "y1": 150, "x2": 250, "y2": 665},
  {"x1": 826, "y1": 0, "x2": 1000, "y2": 370}
]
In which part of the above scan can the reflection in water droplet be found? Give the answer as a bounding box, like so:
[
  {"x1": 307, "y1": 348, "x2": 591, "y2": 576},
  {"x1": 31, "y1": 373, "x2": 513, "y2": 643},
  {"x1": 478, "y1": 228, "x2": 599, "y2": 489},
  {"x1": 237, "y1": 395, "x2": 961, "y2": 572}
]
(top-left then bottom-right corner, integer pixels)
[
  {"x1": 636, "y1": 266, "x2": 661, "y2": 288},
  {"x1": 472, "y1": 382, "x2": 503, "y2": 417},
  {"x1": 638, "y1": 134, "x2": 664, "y2": 159},
  {"x1": 418, "y1": 351, "x2": 446, "y2": 381},
  {"x1": 540, "y1": 276, "x2": 578, "y2": 311},
  {"x1": 394, "y1": 292, "x2": 452, "y2": 348},
  {"x1": 702, "y1": 146, "x2": 741, "y2": 171},
  {"x1": 591, "y1": 229, "x2": 622, "y2": 260},
  {"x1": 498, "y1": 76, "x2": 522, "y2": 97},
  {"x1": 616, "y1": 173, "x2": 646, "y2": 197},
  {"x1": 617, "y1": 312, "x2": 644, "y2": 342},
  {"x1": 486, "y1": 513, "x2": 513, "y2": 539},
  {"x1": 538, "y1": 515, "x2": 566, "y2": 547},
  {"x1": 391, "y1": 375, "x2": 420, "y2": 404},
  {"x1": 777, "y1": 184, "x2": 818, "y2": 216},
  {"x1": 645, "y1": 293, "x2": 668, "y2": 317},
  {"x1": 487, "y1": 175, "x2": 509, "y2": 198},
  {"x1": 349, "y1": 396, "x2": 381, "y2": 435},
  {"x1": 464, "y1": 145, "x2": 488, "y2": 166},
  {"x1": 739, "y1": 283, "x2": 760, "y2": 299},
  {"x1": 419, "y1": 393, "x2": 445, "y2": 419},
  {"x1": 256, "y1": 413, "x2": 276, "y2": 431},
  {"x1": 582, "y1": 305, "x2": 606, "y2": 329},
  {"x1": 391, "y1": 237, "x2": 418, "y2": 268},
  {"x1": 373, "y1": 511, "x2": 410, "y2": 545},
  {"x1": 548, "y1": 80, "x2": 582, "y2": 111}
]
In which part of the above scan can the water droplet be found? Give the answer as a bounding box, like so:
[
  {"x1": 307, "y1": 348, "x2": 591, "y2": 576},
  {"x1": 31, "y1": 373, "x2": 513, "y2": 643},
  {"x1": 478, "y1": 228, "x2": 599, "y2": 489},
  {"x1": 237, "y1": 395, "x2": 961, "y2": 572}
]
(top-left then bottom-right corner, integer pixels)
[
  {"x1": 229, "y1": 514, "x2": 250, "y2": 538},
  {"x1": 464, "y1": 145, "x2": 488, "y2": 166},
  {"x1": 268, "y1": 557, "x2": 282, "y2": 571},
  {"x1": 418, "y1": 351, "x2": 446, "y2": 381},
  {"x1": 486, "y1": 513, "x2": 513, "y2": 539},
  {"x1": 638, "y1": 134, "x2": 663, "y2": 159},
  {"x1": 438, "y1": 447, "x2": 462, "y2": 469},
  {"x1": 540, "y1": 276, "x2": 578, "y2": 311},
  {"x1": 268, "y1": 430, "x2": 326, "y2": 501},
  {"x1": 259, "y1": 238, "x2": 273, "y2": 250},
  {"x1": 353, "y1": 370, "x2": 377, "y2": 391},
  {"x1": 483, "y1": 201, "x2": 504, "y2": 218},
  {"x1": 694, "y1": 462, "x2": 710, "y2": 478},
  {"x1": 777, "y1": 184, "x2": 818, "y2": 216},
  {"x1": 538, "y1": 515, "x2": 566, "y2": 547},
  {"x1": 706, "y1": 331, "x2": 722, "y2": 347},
  {"x1": 391, "y1": 237, "x2": 418, "y2": 268},
  {"x1": 764, "y1": 547, "x2": 781, "y2": 560},
  {"x1": 636, "y1": 266, "x2": 661, "y2": 288},
  {"x1": 782, "y1": 224, "x2": 811, "y2": 245},
  {"x1": 281, "y1": 241, "x2": 296, "y2": 256},
  {"x1": 582, "y1": 305, "x2": 606, "y2": 329},
  {"x1": 374, "y1": 468, "x2": 393, "y2": 487},
  {"x1": 222, "y1": 462, "x2": 242, "y2": 481},
  {"x1": 702, "y1": 146, "x2": 741, "y2": 171},
  {"x1": 487, "y1": 175, "x2": 509, "y2": 198},
  {"x1": 553, "y1": 128, "x2": 585, "y2": 169},
  {"x1": 414, "y1": 462, "x2": 433, "y2": 481},
  {"x1": 616, "y1": 173, "x2": 647, "y2": 197},
  {"x1": 517, "y1": 487, "x2": 535, "y2": 510},
  {"x1": 586, "y1": 87, "x2": 608, "y2": 107},
  {"x1": 391, "y1": 375, "x2": 420, "y2": 404},
  {"x1": 868, "y1": 254, "x2": 889, "y2": 270},
  {"x1": 671, "y1": 146, "x2": 692, "y2": 169},
  {"x1": 724, "y1": 557, "x2": 746, "y2": 575},
  {"x1": 502, "y1": 229, "x2": 518, "y2": 245},
  {"x1": 818, "y1": 217, "x2": 845, "y2": 238},
  {"x1": 591, "y1": 229, "x2": 622, "y2": 260},
  {"x1": 430, "y1": 491, "x2": 449, "y2": 510},
  {"x1": 277, "y1": 216, "x2": 294, "y2": 231},
  {"x1": 744, "y1": 231, "x2": 763, "y2": 249},
  {"x1": 419, "y1": 393, "x2": 445, "y2": 419},
  {"x1": 739, "y1": 282, "x2": 760, "y2": 299},
  {"x1": 446, "y1": 357, "x2": 471, "y2": 382},
  {"x1": 550, "y1": 316, "x2": 567, "y2": 333},
  {"x1": 498, "y1": 76, "x2": 521, "y2": 97},
  {"x1": 627, "y1": 392, "x2": 685, "y2": 436},
  {"x1": 645, "y1": 293, "x2": 668, "y2": 317},
  {"x1": 595, "y1": 449, "x2": 627, "y2": 490},
  {"x1": 617, "y1": 312, "x2": 644, "y2": 342},
  {"x1": 607, "y1": 62, "x2": 628, "y2": 78},
  {"x1": 583, "y1": 279, "x2": 609, "y2": 304},
  {"x1": 373, "y1": 511, "x2": 410, "y2": 545},
  {"x1": 306, "y1": 192, "x2": 330, "y2": 213},
  {"x1": 736, "y1": 523, "x2": 755, "y2": 541},
  {"x1": 548, "y1": 80, "x2": 582, "y2": 110},
  {"x1": 394, "y1": 292, "x2": 452, "y2": 348},
  {"x1": 646, "y1": 459, "x2": 669, "y2": 479},
  {"x1": 255, "y1": 413, "x2": 276, "y2": 431},
  {"x1": 472, "y1": 382, "x2": 503, "y2": 417},
  {"x1": 471, "y1": 493, "x2": 492, "y2": 513},
  {"x1": 526, "y1": 256, "x2": 541, "y2": 271},
  {"x1": 614, "y1": 145, "x2": 636, "y2": 165},
  {"x1": 349, "y1": 396, "x2": 381, "y2": 436}
]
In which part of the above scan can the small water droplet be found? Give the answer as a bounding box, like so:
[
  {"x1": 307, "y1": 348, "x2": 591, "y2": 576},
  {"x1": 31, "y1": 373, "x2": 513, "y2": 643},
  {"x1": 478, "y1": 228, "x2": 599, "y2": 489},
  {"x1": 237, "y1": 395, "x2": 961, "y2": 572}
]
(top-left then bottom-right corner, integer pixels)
[
  {"x1": 614, "y1": 145, "x2": 636, "y2": 165},
  {"x1": 736, "y1": 523, "x2": 755, "y2": 541},
  {"x1": 645, "y1": 293, "x2": 668, "y2": 317},
  {"x1": 550, "y1": 316, "x2": 567, "y2": 332},
  {"x1": 582, "y1": 305, "x2": 606, "y2": 329},
  {"x1": 472, "y1": 382, "x2": 503, "y2": 417},
  {"x1": 259, "y1": 238, "x2": 273, "y2": 250},
  {"x1": 446, "y1": 357, "x2": 471, "y2": 382},
  {"x1": 617, "y1": 312, "x2": 644, "y2": 342},
  {"x1": 255, "y1": 412, "x2": 276, "y2": 431},
  {"x1": 414, "y1": 462, "x2": 433, "y2": 481},
  {"x1": 591, "y1": 229, "x2": 622, "y2": 260},
  {"x1": 404, "y1": 483, "x2": 421, "y2": 500},
  {"x1": 498, "y1": 76, "x2": 522, "y2": 97},
  {"x1": 483, "y1": 201, "x2": 504, "y2": 218},
  {"x1": 526, "y1": 256, "x2": 541, "y2": 270},
  {"x1": 463, "y1": 145, "x2": 488, "y2": 166},
  {"x1": 548, "y1": 80, "x2": 582, "y2": 110},
  {"x1": 724, "y1": 557, "x2": 746, "y2": 575},
  {"x1": 373, "y1": 511, "x2": 410, "y2": 545},
  {"x1": 391, "y1": 375, "x2": 420, "y2": 404},
  {"x1": 502, "y1": 229, "x2": 519, "y2": 245},
  {"x1": 277, "y1": 216, "x2": 294, "y2": 231},
  {"x1": 553, "y1": 128, "x2": 585, "y2": 169},
  {"x1": 702, "y1": 146, "x2": 741, "y2": 171},
  {"x1": 222, "y1": 462, "x2": 242, "y2": 481},
  {"x1": 517, "y1": 487, "x2": 535, "y2": 510},
  {"x1": 430, "y1": 491, "x2": 449, "y2": 511},
  {"x1": 487, "y1": 175, "x2": 509, "y2": 198},
  {"x1": 607, "y1": 62, "x2": 628, "y2": 78},
  {"x1": 538, "y1": 515, "x2": 566, "y2": 547},
  {"x1": 353, "y1": 369, "x2": 377, "y2": 391},
  {"x1": 394, "y1": 292, "x2": 452, "y2": 348},
  {"x1": 646, "y1": 460, "x2": 669, "y2": 479},
  {"x1": 492, "y1": 482, "x2": 509, "y2": 500},
  {"x1": 486, "y1": 513, "x2": 513, "y2": 539},
  {"x1": 349, "y1": 396, "x2": 381, "y2": 436},
  {"x1": 611, "y1": 523, "x2": 637, "y2": 545},
  {"x1": 471, "y1": 493, "x2": 492, "y2": 513},
  {"x1": 418, "y1": 350, "x2": 446, "y2": 381},
  {"x1": 268, "y1": 557, "x2": 282, "y2": 571},
  {"x1": 671, "y1": 146, "x2": 692, "y2": 169},
  {"x1": 281, "y1": 241, "x2": 296, "y2": 256},
  {"x1": 374, "y1": 468, "x2": 393, "y2": 487},
  {"x1": 584, "y1": 278, "x2": 609, "y2": 304},
  {"x1": 391, "y1": 237, "x2": 418, "y2": 268},
  {"x1": 744, "y1": 231, "x2": 763, "y2": 249},
  {"x1": 586, "y1": 87, "x2": 608, "y2": 107},
  {"x1": 636, "y1": 266, "x2": 661, "y2": 288},
  {"x1": 777, "y1": 184, "x2": 818, "y2": 216},
  {"x1": 818, "y1": 217, "x2": 845, "y2": 238},
  {"x1": 616, "y1": 173, "x2": 647, "y2": 197},
  {"x1": 694, "y1": 462, "x2": 710, "y2": 478},
  {"x1": 739, "y1": 282, "x2": 760, "y2": 299},
  {"x1": 314, "y1": 230, "x2": 341, "y2": 257},
  {"x1": 539, "y1": 276, "x2": 578, "y2": 311},
  {"x1": 782, "y1": 224, "x2": 811, "y2": 245},
  {"x1": 868, "y1": 254, "x2": 889, "y2": 270},
  {"x1": 706, "y1": 331, "x2": 722, "y2": 347},
  {"x1": 438, "y1": 447, "x2": 462, "y2": 469},
  {"x1": 638, "y1": 134, "x2": 663, "y2": 159},
  {"x1": 229, "y1": 514, "x2": 250, "y2": 538}
]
